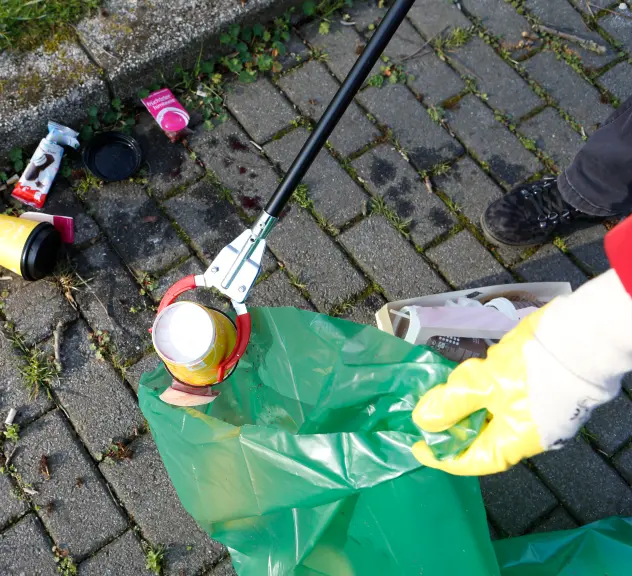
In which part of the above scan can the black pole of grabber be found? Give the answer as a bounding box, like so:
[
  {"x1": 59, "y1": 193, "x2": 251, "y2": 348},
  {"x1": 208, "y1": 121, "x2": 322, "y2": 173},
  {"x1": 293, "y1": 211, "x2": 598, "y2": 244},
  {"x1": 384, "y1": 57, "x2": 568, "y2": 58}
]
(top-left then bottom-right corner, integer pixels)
[{"x1": 264, "y1": 0, "x2": 416, "y2": 218}]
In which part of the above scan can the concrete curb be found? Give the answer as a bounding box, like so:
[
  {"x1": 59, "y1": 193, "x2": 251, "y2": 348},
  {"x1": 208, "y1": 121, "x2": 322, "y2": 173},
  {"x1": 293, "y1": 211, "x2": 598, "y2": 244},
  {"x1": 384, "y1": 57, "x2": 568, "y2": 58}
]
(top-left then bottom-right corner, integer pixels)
[{"x1": 0, "y1": 0, "x2": 299, "y2": 158}]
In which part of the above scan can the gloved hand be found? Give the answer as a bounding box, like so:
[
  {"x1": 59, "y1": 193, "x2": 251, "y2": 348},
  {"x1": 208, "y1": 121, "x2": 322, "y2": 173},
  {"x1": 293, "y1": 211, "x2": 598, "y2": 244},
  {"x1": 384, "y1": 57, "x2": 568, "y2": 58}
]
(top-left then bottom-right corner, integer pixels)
[{"x1": 412, "y1": 269, "x2": 632, "y2": 476}]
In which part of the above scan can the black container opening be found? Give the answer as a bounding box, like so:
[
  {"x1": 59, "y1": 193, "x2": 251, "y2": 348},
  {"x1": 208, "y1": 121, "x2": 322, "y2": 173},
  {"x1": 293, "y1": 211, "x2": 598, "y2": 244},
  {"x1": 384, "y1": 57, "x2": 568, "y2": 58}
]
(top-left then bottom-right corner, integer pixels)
[{"x1": 21, "y1": 222, "x2": 61, "y2": 281}]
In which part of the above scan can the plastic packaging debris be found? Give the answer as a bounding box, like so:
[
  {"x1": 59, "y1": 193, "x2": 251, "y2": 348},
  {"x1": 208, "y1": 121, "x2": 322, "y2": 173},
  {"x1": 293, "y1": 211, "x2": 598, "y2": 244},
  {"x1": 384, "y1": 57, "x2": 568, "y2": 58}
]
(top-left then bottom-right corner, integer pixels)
[
  {"x1": 12, "y1": 122, "x2": 79, "y2": 209},
  {"x1": 141, "y1": 88, "x2": 190, "y2": 142},
  {"x1": 82, "y1": 132, "x2": 142, "y2": 181},
  {"x1": 20, "y1": 213, "x2": 74, "y2": 244},
  {"x1": 377, "y1": 283, "x2": 568, "y2": 363},
  {"x1": 139, "y1": 307, "x2": 498, "y2": 576},
  {"x1": 494, "y1": 516, "x2": 632, "y2": 575}
]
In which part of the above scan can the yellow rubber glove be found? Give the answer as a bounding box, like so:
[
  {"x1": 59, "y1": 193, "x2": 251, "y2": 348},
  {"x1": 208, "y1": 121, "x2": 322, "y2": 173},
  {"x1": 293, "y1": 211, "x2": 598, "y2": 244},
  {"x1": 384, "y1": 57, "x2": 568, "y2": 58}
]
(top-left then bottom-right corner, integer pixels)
[
  {"x1": 412, "y1": 270, "x2": 632, "y2": 476},
  {"x1": 412, "y1": 307, "x2": 546, "y2": 476}
]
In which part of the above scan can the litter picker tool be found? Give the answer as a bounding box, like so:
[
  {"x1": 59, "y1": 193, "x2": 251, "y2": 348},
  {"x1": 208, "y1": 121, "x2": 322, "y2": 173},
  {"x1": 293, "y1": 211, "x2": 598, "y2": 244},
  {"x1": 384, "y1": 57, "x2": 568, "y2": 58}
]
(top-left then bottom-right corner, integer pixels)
[{"x1": 156, "y1": 0, "x2": 417, "y2": 394}]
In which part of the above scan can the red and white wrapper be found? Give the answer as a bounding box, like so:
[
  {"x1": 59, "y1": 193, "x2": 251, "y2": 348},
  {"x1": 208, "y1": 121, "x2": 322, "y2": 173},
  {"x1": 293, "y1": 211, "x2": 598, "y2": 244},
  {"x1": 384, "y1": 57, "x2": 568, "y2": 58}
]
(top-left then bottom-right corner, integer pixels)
[{"x1": 12, "y1": 122, "x2": 79, "y2": 210}]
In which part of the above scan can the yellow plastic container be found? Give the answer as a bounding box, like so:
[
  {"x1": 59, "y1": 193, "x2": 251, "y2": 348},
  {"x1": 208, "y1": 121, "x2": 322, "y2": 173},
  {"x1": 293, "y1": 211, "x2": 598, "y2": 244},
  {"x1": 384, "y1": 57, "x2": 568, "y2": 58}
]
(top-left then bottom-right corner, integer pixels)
[
  {"x1": 0, "y1": 214, "x2": 61, "y2": 279},
  {"x1": 152, "y1": 301, "x2": 237, "y2": 386}
]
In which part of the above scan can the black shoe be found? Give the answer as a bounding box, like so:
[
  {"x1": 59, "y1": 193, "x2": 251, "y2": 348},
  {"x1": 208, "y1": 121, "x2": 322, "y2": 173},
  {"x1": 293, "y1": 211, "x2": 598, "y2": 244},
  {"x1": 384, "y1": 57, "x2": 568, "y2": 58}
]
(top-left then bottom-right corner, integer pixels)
[{"x1": 481, "y1": 177, "x2": 593, "y2": 247}]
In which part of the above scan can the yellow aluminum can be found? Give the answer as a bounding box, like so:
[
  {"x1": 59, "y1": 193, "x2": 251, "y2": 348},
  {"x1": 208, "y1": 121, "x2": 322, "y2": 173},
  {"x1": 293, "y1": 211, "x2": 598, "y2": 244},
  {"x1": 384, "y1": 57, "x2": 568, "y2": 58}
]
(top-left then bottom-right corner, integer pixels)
[
  {"x1": 152, "y1": 301, "x2": 237, "y2": 386},
  {"x1": 0, "y1": 214, "x2": 41, "y2": 276}
]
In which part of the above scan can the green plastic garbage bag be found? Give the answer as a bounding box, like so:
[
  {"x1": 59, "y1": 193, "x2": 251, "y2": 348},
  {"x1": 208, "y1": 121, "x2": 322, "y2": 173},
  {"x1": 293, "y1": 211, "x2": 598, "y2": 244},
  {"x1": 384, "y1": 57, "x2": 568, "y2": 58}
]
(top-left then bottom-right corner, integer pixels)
[
  {"x1": 139, "y1": 307, "x2": 498, "y2": 575},
  {"x1": 494, "y1": 516, "x2": 632, "y2": 575}
]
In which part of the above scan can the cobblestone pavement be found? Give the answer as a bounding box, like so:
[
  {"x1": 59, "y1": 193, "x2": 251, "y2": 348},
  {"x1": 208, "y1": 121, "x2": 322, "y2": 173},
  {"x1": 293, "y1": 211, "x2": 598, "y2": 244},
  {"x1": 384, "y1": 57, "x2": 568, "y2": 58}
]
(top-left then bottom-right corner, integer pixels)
[{"x1": 2, "y1": 1, "x2": 632, "y2": 574}]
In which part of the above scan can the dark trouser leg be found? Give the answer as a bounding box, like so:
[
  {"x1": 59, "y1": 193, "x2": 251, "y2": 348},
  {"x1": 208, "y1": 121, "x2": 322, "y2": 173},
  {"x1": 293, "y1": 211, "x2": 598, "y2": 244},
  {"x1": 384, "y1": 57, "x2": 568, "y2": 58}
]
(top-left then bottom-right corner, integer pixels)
[{"x1": 558, "y1": 95, "x2": 632, "y2": 217}]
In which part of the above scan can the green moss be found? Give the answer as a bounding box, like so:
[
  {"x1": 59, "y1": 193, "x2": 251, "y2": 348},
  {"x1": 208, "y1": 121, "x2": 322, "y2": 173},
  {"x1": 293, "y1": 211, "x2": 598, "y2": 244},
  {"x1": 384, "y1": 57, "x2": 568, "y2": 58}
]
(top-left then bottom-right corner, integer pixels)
[{"x1": 0, "y1": 0, "x2": 100, "y2": 52}]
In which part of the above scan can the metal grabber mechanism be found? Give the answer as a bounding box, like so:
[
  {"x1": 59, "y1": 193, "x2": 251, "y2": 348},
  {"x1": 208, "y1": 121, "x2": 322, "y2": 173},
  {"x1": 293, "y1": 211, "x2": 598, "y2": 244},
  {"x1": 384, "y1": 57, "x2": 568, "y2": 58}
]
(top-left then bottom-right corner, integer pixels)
[{"x1": 154, "y1": 0, "x2": 417, "y2": 402}]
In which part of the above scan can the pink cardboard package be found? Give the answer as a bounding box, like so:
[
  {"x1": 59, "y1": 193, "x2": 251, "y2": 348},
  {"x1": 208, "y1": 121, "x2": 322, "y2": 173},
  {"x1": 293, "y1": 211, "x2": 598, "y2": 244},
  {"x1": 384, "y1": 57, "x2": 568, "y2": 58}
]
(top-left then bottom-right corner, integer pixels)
[{"x1": 141, "y1": 88, "x2": 190, "y2": 141}]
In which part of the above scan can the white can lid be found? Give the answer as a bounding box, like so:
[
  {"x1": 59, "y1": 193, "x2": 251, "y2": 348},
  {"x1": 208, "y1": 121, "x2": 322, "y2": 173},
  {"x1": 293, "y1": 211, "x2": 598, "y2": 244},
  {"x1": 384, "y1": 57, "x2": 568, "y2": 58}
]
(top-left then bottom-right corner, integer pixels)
[{"x1": 152, "y1": 302, "x2": 215, "y2": 365}]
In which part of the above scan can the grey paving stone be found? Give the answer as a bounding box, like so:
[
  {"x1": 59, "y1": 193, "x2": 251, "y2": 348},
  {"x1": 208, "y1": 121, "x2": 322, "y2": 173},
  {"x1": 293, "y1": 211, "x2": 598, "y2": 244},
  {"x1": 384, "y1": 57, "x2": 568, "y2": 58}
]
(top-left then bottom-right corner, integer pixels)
[
  {"x1": 460, "y1": 0, "x2": 533, "y2": 54},
  {"x1": 12, "y1": 411, "x2": 127, "y2": 559},
  {"x1": 299, "y1": 20, "x2": 370, "y2": 83},
  {"x1": 3, "y1": 280, "x2": 77, "y2": 347},
  {"x1": 249, "y1": 270, "x2": 314, "y2": 309},
  {"x1": 598, "y1": 12, "x2": 632, "y2": 54},
  {"x1": 614, "y1": 442, "x2": 632, "y2": 484},
  {"x1": 100, "y1": 434, "x2": 224, "y2": 576},
  {"x1": 277, "y1": 32, "x2": 310, "y2": 70},
  {"x1": 433, "y1": 156, "x2": 504, "y2": 226},
  {"x1": 515, "y1": 243, "x2": 588, "y2": 289},
  {"x1": 519, "y1": 107, "x2": 585, "y2": 170},
  {"x1": 0, "y1": 327, "x2": 53, "y2": 426},
  {"x1": 225, "y1": 78, "x2": 297, "y2": 143},
  {"x1": 339, "y1": 216, "x2": 447, "y2": 300},
  {"x1": 53, "y1": 321, "x2": 144, "y2": 458},
  {"x1": 426, "y1": 230, "x2": 513, "y2": 289},
  {"x1": 188, "y1": 119, "x2": 280, "y2": 218},
  {"x1": 265, "y1": 128, "x2": 367, "y2": 227},
  {"x1": 572, "y1": 0, "x2": 610, "y2": 13},
  {"x1": 44, "y1": 179, "x2": 100, "y2": 246},
  {"x1": 341, "y1": 292, "x2": 386, "y2": 326},
  {"x1": 446, "y1": 95, "x2": 541, "y2": 187},
  {"x1": 277, "y1": 60, "x2": 380, "y2": 156},
  {"x1": 78, "y1": 530, "x2": 153, "y2": 576},
  {"x1": 563, "y1": 224, "x2": 609, "y2": 276},
  {"x1": 624, "y1": 372, "x2": 632, "y2": 394},
  {"x1": 208, "y1": 557, "x2": 238, "y2": 576},
  {"x1": 480, "y1": 464, "x2": 557, "y2": 537},
  {"x1": 267, "y1": 207, "x2": 367, "y2": 312},
  {"x1": 449, "y1": 37, "x2": 542, "y2": 119},
  {"x1": 381, "y1": 17, "x2": 426, "y2": 61},
  {"x1": 525, "y1": 0, "x2": 616, "y2": 68},
  {"x1": 357, "y1": 84, "x2": 464, "y2": 172},
  {"x1": 585, "y1": 392, "x2": 632, "y2": 456},
  {"x1": 133, "y1": 113, "x2": 204, "y2": 199},
  {"x1": 523, "y1": 51, "x2": 613, "y2": 133},
  {"x1": 150, "y1": 257, "x2": 232, "y2": 314},
  {"x1": 351, "y1": 144, "x2": 456, "y2": 245},
  {"x1": 348, "y1": 0, "x2": 386, "y2": 33},
  {"x1": 73, "y1": 242, "x2": 154, "y2": 363},
  {"x1": 0, "y1": 514, "x2": 58, "y2": 576},
  {"x1": 84, "y1": 181, "x2": 190, "y2": 275},
  {"x1": 598, "y1": 62, "x2": 632, "y2": 102},
  {"x1": 530, "y1": 507, "x2": 578, "y2": 534},
  {"x1": 407, "y1": 0, "x2": 472, "y2": 38},
  {"x1": 125, "y1": 353, "x2": 160, "y2": 394},
  {"x1": 531, "y1": 435, "x2": 632, "y2": 523},
  {"x1": 163, "y1": 180, "x2": 246, "y2": 264},
  {"x1": 0, "y1": 473, "x2": 27, "y2": 530},
  {"x1": 405, "y1": 51, "x2": 465, "y2": 105}
]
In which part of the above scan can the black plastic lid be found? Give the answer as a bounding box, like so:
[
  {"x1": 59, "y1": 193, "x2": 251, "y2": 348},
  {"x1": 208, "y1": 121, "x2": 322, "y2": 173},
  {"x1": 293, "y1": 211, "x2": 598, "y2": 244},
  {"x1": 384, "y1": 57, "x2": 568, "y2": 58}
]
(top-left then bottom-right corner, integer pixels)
[
  {"x1": 21, "y1": 222, "x2": 61, "y2": 281},
  {"x1": 82, "y1": 131, "x2": 142, "y2": 181}
]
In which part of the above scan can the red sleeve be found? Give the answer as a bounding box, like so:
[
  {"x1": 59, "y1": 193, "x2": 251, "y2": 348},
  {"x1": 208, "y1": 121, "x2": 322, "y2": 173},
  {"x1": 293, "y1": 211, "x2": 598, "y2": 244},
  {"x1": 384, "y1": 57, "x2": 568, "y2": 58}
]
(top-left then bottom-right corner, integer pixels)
[{"x1": 605, "y1": 215, "x2": 632, "y2": 297}]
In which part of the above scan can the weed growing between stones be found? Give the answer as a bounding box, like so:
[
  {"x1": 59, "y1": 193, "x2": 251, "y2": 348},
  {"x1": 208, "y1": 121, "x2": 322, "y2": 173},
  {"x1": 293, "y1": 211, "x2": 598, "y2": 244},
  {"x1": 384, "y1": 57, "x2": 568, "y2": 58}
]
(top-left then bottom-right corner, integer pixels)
[
  {"x1": 145, "y1": 543, "x2": 165, "y2": 575},
  {"x1": 3, "y1": 423, "x2": 19, "y2": 443},
  {"x1": 5, "y1": 327, "x2": 58, "y2": 399},
  {"x1": 370, "y1": 196, "x2": 411, "y2": 238},
  {"x1": 73, "y1": 170, "x2": 103, "y2": 200},
  {"x1": 292, "y1": 183, "x2": 340, "y2": 236},
  {"x1": 52, "y1": 545, "x2": 78, "y2": 576},
  {"x1": 101, "y1": 440, "x2": 133, "y2": 464},
  {"x1": 426, "y1": 105, "x2": 445, "y2": 124},
  {"x1": 434, "y1": 26, "x2": 474, "y2": 56},
  {"x1": 140, "y1": 15, "x2": 296, "y2": 132},
  {"x1": 81, "y1": 99, "x2": 136, "y2": 140},
  {"x1": 367, "y1": 56, "x2": 412, "y2": 87},
  {"x1": 303, "y1": 0, "x2": 353, "y2": 35}
]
